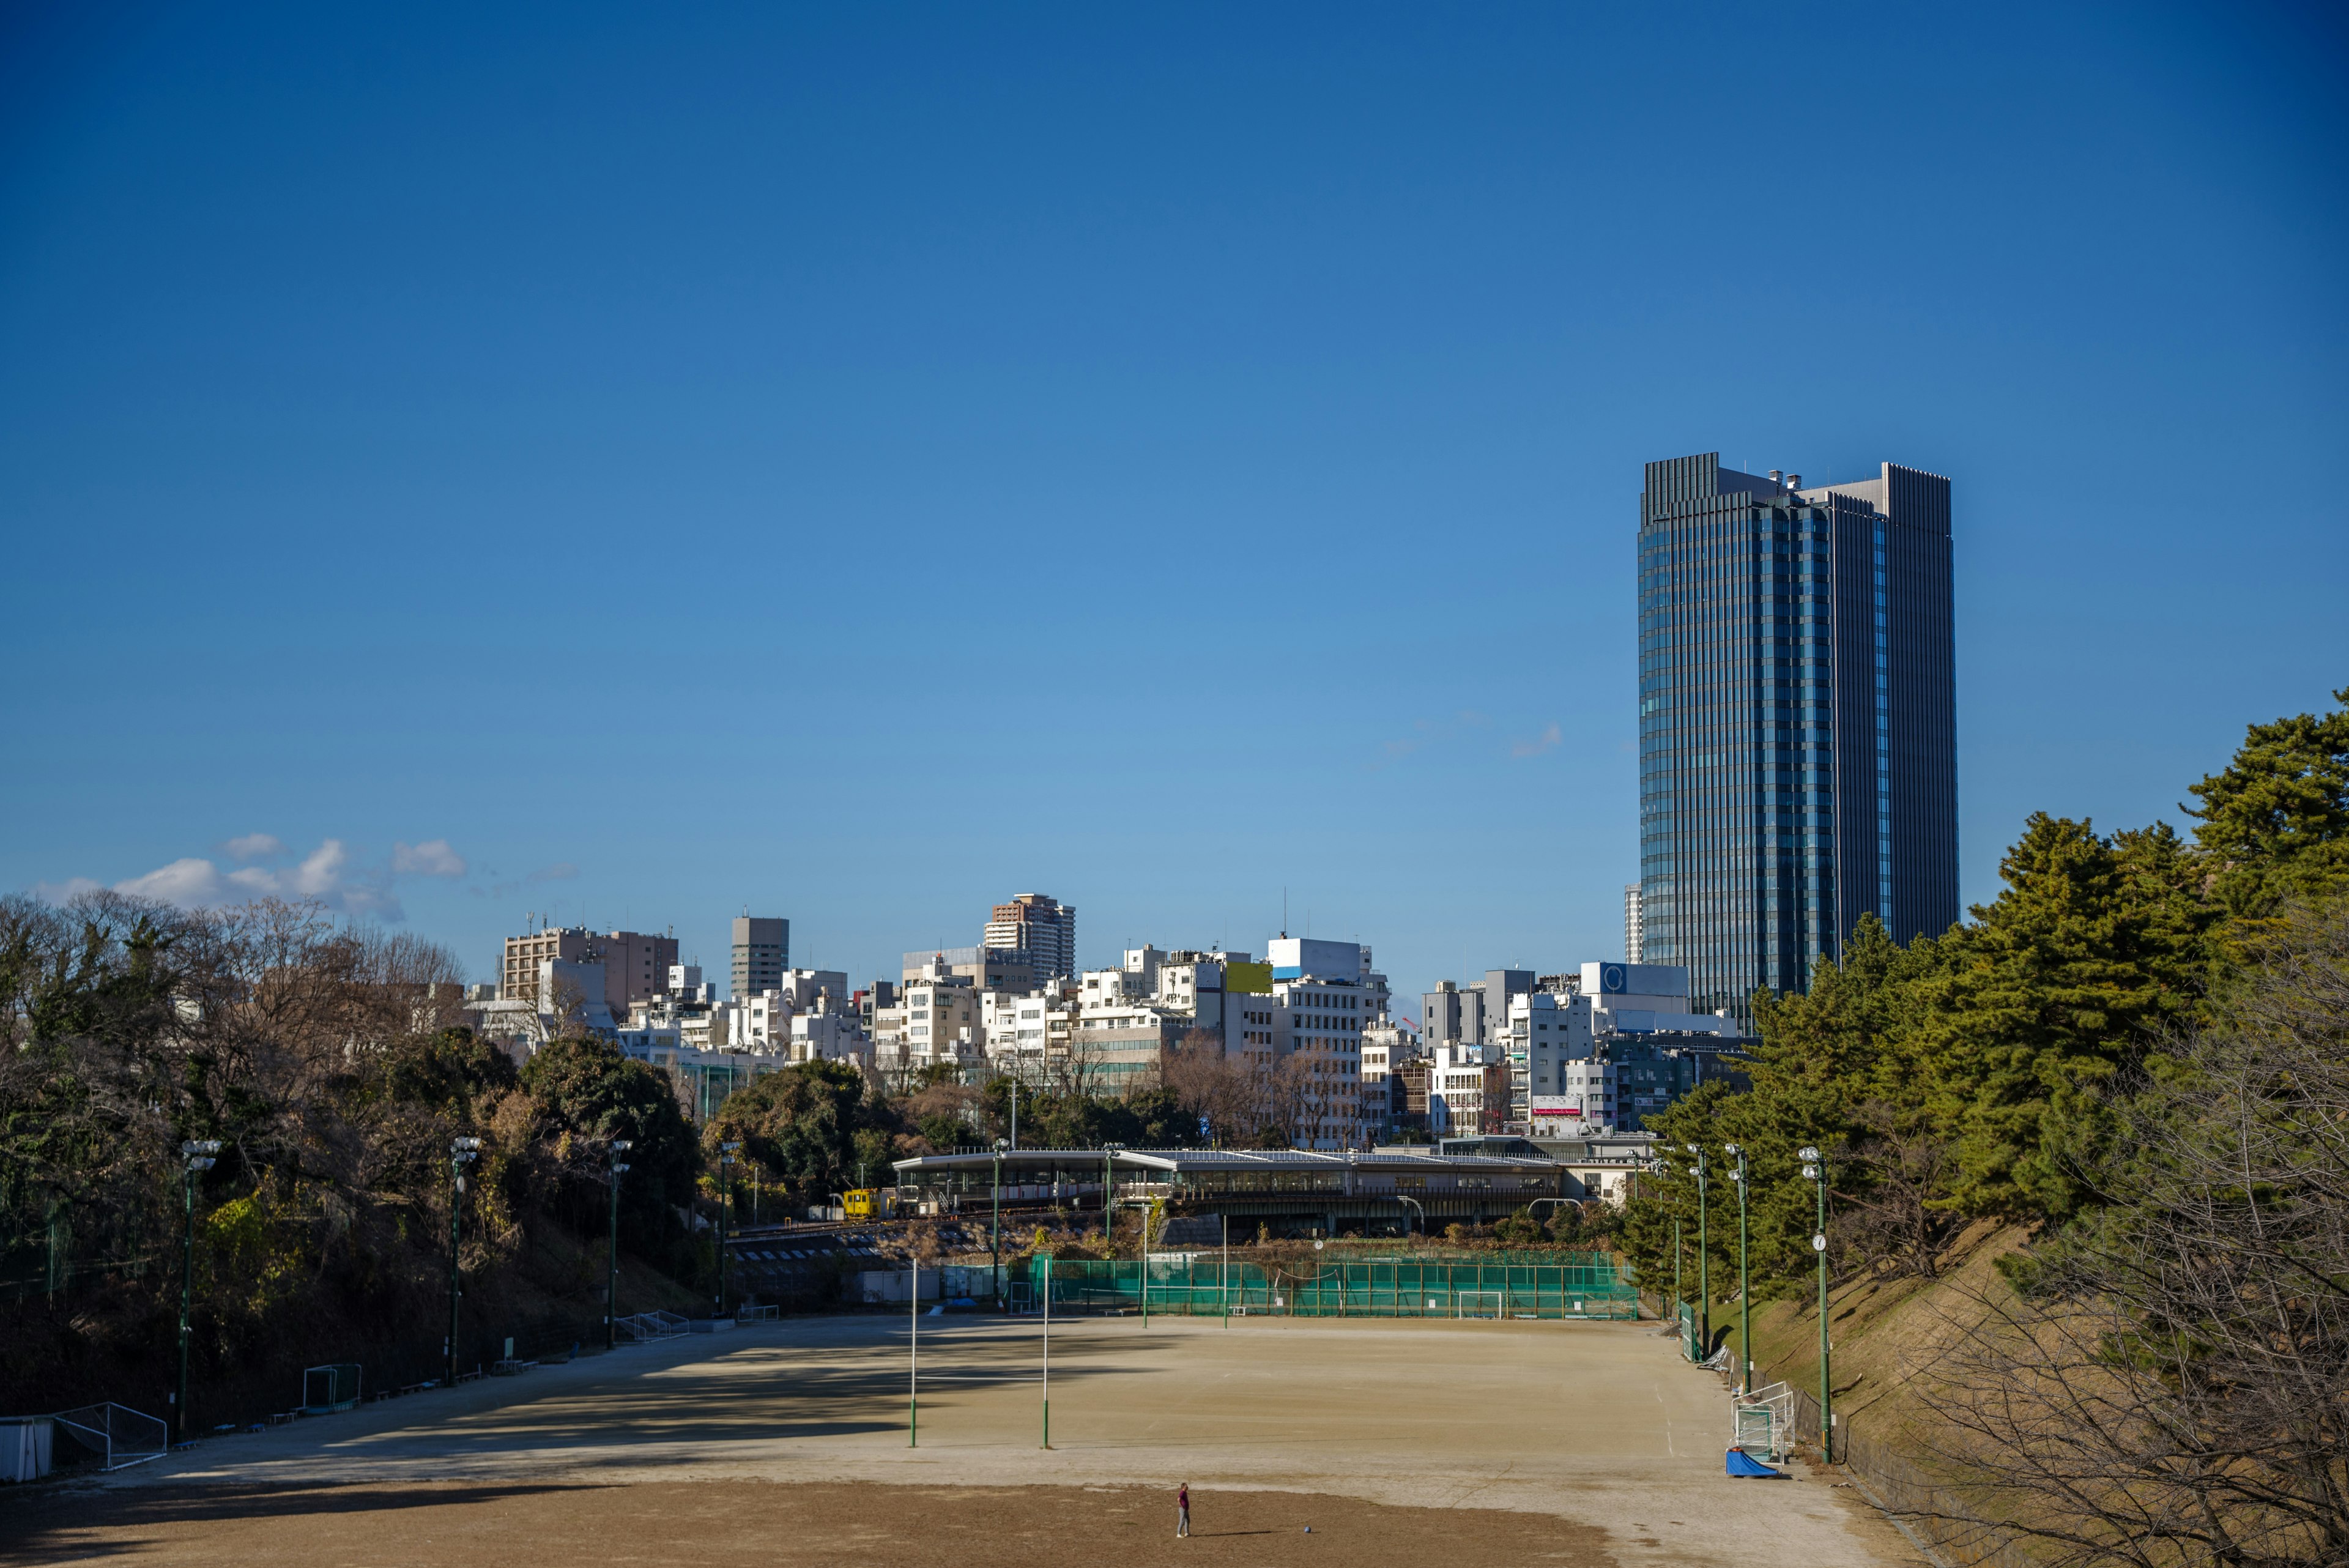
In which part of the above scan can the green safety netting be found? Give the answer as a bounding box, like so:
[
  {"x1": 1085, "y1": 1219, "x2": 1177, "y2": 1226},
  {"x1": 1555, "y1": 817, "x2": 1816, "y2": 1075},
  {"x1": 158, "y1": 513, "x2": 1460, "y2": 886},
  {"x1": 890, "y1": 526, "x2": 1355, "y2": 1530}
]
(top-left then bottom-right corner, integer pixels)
[{"x1": 1013, "y1": 1253, "x2": 1638, "y2": 1318}]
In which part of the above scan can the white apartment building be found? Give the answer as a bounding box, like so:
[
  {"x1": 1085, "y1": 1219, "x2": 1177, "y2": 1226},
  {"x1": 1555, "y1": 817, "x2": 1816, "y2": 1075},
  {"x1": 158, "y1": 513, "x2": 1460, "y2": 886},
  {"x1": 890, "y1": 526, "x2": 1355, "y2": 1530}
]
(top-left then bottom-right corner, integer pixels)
[
  {"x1": 1360, "y1": 1016, "x2": 1421, "y2": 1139},
  {"x1": 1273, "y1": 973, "x2": 1367, "y2": 1150},
  {"x1": 901, "y1": 977, "x2": 981, "y2": 1069},
  {"x1": 789, "y1": 1000, "x2": 870, "y2": 1066},
  {"x1": 1426, "y1": 1044, "x2": 1505, "y2": 1136}
]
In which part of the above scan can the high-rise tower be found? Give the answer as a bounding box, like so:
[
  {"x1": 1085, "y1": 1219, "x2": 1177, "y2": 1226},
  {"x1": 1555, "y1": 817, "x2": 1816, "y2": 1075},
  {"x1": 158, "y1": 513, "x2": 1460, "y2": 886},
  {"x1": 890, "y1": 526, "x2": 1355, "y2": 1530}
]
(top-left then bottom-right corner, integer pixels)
[
  {"x1": 982, "y1": 893, "x2": 1077, "y2": 981},
  {"x1": 1638, "y1": 454, "x2": 1958, "y2": 1020},
  {"x1": 731, "y1": 916, "x2": 789, "y2": 1000}
]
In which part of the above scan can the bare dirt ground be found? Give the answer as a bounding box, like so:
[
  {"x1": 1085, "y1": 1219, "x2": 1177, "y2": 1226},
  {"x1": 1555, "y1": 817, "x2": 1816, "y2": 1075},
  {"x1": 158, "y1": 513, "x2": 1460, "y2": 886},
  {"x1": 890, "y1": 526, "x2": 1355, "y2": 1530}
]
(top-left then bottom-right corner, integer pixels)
[{"x1": 1, "y1": 1313, "x2": 1928, "y2": 1568}]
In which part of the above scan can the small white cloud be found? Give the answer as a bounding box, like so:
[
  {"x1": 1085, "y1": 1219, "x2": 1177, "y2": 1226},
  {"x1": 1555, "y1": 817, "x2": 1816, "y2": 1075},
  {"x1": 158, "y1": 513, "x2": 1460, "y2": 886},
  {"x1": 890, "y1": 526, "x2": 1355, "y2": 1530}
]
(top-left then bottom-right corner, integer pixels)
[
  {"x1": 221, "y1": 833, "x2": 285, "y2": 862},
  {"x1": 1510, "y1": 723, "x2": 1564, "y2": 759},
  {"x1": 115, "y1": 858, "x2": 227, "y2": 904},
  {"x1": 393, "y1": 839, "x2": 467, "y2": 878}
]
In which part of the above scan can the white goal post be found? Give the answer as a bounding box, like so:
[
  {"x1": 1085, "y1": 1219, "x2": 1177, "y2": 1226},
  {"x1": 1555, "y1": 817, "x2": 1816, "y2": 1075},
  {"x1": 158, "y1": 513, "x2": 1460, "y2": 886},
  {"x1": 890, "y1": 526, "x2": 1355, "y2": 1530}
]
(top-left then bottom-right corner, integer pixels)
[{"x1": 1455, "y1": 1290, "x2": 1505, "y2": 1320}]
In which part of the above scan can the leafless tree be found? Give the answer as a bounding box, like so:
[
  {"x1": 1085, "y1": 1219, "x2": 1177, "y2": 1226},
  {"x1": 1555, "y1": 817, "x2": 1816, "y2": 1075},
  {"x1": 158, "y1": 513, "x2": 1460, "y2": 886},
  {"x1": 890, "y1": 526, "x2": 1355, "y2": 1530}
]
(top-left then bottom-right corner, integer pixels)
[
  {"x1": 1900, "y1": 899, "x2": 2349, "y2": 1567},
  {"x1": 1838, "y1": 1099, "x2": 1971, "y2": 1282}
]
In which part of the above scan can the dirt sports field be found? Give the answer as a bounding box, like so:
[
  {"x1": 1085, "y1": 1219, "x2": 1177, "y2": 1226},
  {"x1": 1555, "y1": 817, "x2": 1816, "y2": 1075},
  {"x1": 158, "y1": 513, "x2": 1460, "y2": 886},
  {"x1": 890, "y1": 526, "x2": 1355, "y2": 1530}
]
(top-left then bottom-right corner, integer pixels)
[{"x1": 1, "y1": 1313, "x2": 1929, "y2": 1568}]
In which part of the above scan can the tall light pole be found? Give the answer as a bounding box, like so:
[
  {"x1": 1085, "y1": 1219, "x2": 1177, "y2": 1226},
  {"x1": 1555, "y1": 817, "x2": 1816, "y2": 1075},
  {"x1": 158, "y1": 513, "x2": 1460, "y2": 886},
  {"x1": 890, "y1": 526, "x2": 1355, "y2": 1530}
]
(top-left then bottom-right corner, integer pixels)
[
  {"x1": 992, "y1": 1138, "x2": 1008, "y2": 1306},
  {"x1": 1684, "y1": 1143, "x2": 1709, "y2": 1361},
  {"x1": 175, "y1": 1140, "x2": 220, "y2": 1444},
  {"x1": 1102, "y1": 1145, "x2": 1123, "y2": 1249},
  {"x1": 717, "y1": 1141, "x2": 741, "y2": 1317},
  {"x1": 1726, "y1": 1143, "x2": 1751, "y2": 1395},
  {"x1": 1039, "y1": 1252, "x2": 1053, "y2": 1448},
  {"x1": 448, "y1": 1137, "x2": 481, "y2": 1384},
  {"x1": 1802, "y1": 1145, "x2": 1832, "y2": 1462},
  {"x1": 909, "y1": 1252, "x2": 919, "y2": 1447},
  {"x1": 606, "y1": 1140, "x2": 632, "y2": 1350}
]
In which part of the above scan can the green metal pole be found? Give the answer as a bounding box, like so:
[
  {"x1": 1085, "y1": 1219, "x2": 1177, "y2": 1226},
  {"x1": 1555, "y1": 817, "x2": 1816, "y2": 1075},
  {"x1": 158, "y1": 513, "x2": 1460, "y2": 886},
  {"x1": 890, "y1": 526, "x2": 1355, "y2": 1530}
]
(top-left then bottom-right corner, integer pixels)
[
  {"x1": 1041, "y1": 1255, "x2": 1052, "y2": 1448},
  {"x1": 1819, "y1": 1161, "x2": 1832, "y2": 1463},
  {"x1": 176, "y1": 1164, "x2": 193, "y2": 1444},
  {"x1": 448, "y1": 1154, "x2": 463, "y2": 1385},
  {"x1": 718, "y1": 1161, "x2": 730, "y2": 1317},
  {"x1": 607, "y1": 1163, "x2": 621, "y2": 1350},
  {"x1": 1102, "y1": 1151, "x2": 1112, "y2": 1247},
  {"x1": 1696, "y1": 1157, "x2": 1709, "y2": 1359},
  {"x1": 1672, "y1": 1215, "x2": 1682, "y2": 1325},
  {"x1": 992, "y1": 1151, "x2": 1003, "y2": 1306},
  {"x1": 1736, "y1": 1157, "x2": 1751, "y2": 1395},
  {"x1": 909, "y1": 1255, "x2": 918, "y2": 1447}
]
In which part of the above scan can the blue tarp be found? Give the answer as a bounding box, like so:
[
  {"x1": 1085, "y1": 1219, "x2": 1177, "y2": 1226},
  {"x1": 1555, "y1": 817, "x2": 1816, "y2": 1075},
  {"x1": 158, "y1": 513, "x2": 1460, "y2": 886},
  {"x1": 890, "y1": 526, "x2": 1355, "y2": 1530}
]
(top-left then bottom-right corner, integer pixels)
[{"x1": 1725, "y1": 1447, "x2": 1785, "y2": 1479}]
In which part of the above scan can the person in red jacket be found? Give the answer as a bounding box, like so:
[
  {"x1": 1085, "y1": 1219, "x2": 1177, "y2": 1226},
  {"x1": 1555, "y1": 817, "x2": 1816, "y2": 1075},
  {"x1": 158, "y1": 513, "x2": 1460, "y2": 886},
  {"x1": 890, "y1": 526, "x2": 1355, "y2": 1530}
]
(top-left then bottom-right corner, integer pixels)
[{"x1": 1176, "y1": 1482, "x2": 1190, "y2": 1537}]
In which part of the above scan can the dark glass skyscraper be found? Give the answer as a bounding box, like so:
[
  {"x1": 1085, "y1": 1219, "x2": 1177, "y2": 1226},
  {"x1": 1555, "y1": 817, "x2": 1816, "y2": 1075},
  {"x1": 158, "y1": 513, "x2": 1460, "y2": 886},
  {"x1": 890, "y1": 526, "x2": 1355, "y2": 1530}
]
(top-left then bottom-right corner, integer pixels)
[{"x1": 1637, "y1": 453, "x2": 1958, "y2": 1019}]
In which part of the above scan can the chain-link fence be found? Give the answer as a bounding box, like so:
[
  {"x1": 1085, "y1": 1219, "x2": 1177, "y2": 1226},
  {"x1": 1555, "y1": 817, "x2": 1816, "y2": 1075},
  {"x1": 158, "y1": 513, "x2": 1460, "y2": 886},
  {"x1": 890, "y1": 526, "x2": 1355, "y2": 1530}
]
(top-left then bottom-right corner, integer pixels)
[{"x1": 1780, "y1": 1383, "x2": 2040, "y2": 1567}]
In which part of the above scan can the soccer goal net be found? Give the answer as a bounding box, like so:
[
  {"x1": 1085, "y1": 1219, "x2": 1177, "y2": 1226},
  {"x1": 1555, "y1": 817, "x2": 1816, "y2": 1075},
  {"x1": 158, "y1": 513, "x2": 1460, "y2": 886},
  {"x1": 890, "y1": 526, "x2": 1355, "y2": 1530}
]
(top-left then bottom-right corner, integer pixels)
[{"x1": 1455, "y1": 1290, "x2": 1505, "y2": 1320}]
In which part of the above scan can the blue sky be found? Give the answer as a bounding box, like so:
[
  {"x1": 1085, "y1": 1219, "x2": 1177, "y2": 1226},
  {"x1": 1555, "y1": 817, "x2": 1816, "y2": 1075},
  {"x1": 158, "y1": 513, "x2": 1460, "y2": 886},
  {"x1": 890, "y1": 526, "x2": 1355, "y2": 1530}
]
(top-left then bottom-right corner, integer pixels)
[{"x1": 4, "y1": 2, "x2": 2343, "y2": 1014}]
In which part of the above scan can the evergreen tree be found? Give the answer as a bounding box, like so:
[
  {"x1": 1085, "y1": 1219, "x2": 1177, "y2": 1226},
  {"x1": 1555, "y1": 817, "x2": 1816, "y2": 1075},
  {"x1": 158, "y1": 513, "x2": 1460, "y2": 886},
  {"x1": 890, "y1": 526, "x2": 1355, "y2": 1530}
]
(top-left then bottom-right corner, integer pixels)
[
  {"x1": 2183, "y1": 685, "x2": 2349, "y2": 919},
  {"x1": 1918, "y1": 814, "x2": 2205, "y2": 1219}
]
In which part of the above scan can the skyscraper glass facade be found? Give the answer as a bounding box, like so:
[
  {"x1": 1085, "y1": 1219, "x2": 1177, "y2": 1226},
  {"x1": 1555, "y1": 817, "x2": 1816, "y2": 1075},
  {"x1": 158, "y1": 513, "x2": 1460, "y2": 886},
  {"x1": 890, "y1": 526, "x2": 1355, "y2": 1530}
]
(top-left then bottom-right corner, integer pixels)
[{"x1": 1637, "y1": 454, "x2": 1958, "y2": 1021}]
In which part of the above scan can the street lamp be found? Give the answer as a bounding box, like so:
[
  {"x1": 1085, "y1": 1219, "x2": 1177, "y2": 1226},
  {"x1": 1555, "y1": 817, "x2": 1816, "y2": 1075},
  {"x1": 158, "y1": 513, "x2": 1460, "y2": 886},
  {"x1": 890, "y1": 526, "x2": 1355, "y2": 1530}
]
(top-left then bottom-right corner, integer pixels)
[
  {"x1": 1102, "y1": 1145, "x2": 1124, "y2": 1250},
  {"x1": 175, "y1": 1139, "x2": 221, "y2": 1444},
  {"x1": 1726, "y1": 1142, "x2": 1751, "y2": 1395},
  {"x1": 448, "y1": 1137, "x2": 482, "y2": 1384},
  {"x1": 992, "y1": 1138, "x2": 1008, "y2": 1305},
  {"x1": 1802, "y1": 1145, "x2": 1833, "y2": 1462},
  {"x1": 606, "y1": 1140, "x2": 633, "y2": 1350},
  {"x1": 1684, "y1": 1143, "x2": 1709, "y2": 1361},
  {"x1": 717, "y1": 1141, "x2": 741, "y2": 1317},
  {"x1": 1395, "y1": 1195, "x2": 1425, "y2": 1238}
]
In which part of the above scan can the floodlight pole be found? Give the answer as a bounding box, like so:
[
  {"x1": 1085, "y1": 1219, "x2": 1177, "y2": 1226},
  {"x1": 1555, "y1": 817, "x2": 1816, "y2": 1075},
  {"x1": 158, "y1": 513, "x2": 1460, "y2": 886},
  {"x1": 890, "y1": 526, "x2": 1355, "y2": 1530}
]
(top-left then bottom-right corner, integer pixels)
[
  {"x1": 1803, "y1": 1146, "x2": 1832, "y2": 1463},
  {"x1": 718, "y1": 1142, "x2": 741, "y2": 1317},
  {"x1": 175, "y1": 1140, "x2": 218, "y2": 1443},
  {"x1": 1040, "y1": 1254, "x2": 1052, "y2": 1449},
  {"x1": 909, "y1": 1254, "x2": 918, "y2": 1447},
  {"x1": 1727, "y1": 1144, "x2": 1751, "y2": 1395},
  {"x1": 1686, "y1": 1145, "x2": 1710, "y2": 1360},
  {"x1": 607, "y1": 1140, "x2": 632, "y2": 1350},
  {"x1": 447, "y1": 1138, "x2": 478, "y2": 1385}
]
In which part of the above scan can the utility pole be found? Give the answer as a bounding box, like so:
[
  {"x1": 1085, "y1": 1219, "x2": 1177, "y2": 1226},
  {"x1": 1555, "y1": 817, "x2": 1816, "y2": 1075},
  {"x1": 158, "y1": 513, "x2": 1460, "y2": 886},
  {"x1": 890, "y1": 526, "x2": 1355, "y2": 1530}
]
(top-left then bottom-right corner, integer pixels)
[
  {"x1": 175, "y1": 1140, "x2": 220, "y2": 1444},
  {"x1": 606, "y1": 1140, "x2": 632, "y2": 1349},
  {"x1": 448, "y1": 1137, "x2": 481, "y2": 1384},
  {"x1": 1802, "y1": 1145, "x2": 1833, "y2": 1462}
]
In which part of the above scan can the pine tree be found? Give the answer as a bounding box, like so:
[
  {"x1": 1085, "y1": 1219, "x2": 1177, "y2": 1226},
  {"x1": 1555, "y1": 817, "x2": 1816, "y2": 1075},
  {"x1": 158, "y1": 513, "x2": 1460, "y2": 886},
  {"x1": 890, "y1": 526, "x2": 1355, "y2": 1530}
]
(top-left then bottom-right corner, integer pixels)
[{"x1": 1920, "y1": 815, "x2": 2206, "y2": 1219}]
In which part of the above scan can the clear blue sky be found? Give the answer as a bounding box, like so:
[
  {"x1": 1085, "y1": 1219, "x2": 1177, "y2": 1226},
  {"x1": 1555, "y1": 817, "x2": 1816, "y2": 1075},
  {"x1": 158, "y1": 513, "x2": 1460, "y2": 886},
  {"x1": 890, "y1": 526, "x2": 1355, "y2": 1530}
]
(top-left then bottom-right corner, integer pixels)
[{"x1": 4, "y1": 2, "x2": 2343, "y2": 1015}]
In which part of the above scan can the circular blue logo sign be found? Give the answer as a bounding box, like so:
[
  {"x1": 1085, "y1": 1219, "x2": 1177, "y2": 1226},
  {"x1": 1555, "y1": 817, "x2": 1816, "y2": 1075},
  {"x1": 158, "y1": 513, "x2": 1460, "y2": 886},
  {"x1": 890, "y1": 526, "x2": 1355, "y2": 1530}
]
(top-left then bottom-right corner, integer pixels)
[{"x1": 1601, "y1": 964, "x2": 1627, "y2": 993}]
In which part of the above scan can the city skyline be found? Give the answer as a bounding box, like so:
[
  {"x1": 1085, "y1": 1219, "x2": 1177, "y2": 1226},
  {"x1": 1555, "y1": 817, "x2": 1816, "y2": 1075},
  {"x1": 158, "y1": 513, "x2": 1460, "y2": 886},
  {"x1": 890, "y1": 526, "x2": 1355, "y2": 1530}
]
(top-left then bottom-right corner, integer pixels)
[{"x1": 3, "y1": 6, "x2": 2343, "y2": 1016}]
